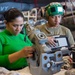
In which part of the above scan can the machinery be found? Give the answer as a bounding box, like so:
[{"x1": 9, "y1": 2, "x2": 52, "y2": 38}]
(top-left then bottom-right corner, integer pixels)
[{"x1": 26, "y1": 24, "x2": 71, "y2": 75}]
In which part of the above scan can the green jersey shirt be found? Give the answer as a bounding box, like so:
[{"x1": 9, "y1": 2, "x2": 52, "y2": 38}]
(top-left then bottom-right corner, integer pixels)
[{"x1": 0, "y1": 29, "x2": 33, "y2": 70}]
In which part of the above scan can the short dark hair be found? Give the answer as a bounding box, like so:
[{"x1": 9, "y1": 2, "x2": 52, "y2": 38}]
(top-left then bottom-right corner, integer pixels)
[{"x1": 3, "y1": 8, "x2": 24, "y2": 22}]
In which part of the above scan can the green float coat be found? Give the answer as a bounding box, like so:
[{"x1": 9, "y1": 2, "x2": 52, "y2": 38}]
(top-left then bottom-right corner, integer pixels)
[{"x1": 0, "y1": 29, "x2": 33, "y2": 70}]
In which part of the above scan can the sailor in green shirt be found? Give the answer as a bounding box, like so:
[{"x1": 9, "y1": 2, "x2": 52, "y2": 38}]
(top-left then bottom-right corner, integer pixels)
[{"x1": 0, "y1": 8, "x2": 34, "y2": 70}]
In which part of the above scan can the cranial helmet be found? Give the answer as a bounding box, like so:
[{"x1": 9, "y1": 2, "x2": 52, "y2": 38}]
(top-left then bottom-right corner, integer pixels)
[{"x1": 45, "y1": 2, "x2": 64, "y2": 16}]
